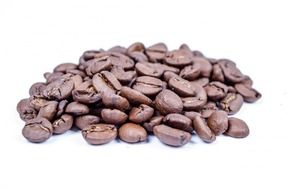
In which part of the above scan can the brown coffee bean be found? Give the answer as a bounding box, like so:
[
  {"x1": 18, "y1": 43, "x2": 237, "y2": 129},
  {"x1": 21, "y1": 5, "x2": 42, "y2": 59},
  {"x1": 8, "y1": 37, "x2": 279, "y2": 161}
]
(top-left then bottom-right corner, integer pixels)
[
  {"x1": 204, "y1": 81, "x2": 228, "y2": 100},
  {"x1": 120, "y1": 86, "x2": 153, "y2": 106},
  {"x1": 101, "y1": 92, "x2": 130, "y2": 111},
  {"x1": 218, "y1": 59, "x2": 246, "y2": 83},
  {"x1": 129, "y1": 104, "x2": 154, "y2": 123},
  {"x1": 72, "y1": 80, "x2": 101, "y2": 104},
  {"x1": 17, "y1": 98, "x2": 38, "y2": 122},
  {"x1": 29, "y1": 96, "x2": 49, "y2": 111},
  {"x1": 108, "y1": 46, "x2": 127, "y2": 55},
  {"x1": 135, "y1": 62, "x2": 164, "y2": 78},
  {"x1": 111, "y1": 66, "x2": 136, "y2": 84},
  {"x1": 184, "y1": 111, "x2": 201, "y2": 120},
  {"x1": 85, "y1": 56, "x2": 112, "y2": 76},
  {"x1": 234, "y1": 83, "x2": 261, "y2": 103},
  {"x1": 92, "y1": 71, "x2": 121, "y2": 94},
  {"x1": 192, "y1": 57, "x2": 212, "y2": 78},
  {"x1": 75, "y1": 115, "x2": 100, "y2": 130},
  {"x1": 207, "y1": 111, "x2": 228, "y2": 136},
  {"x1": 168, "y1": 76, "x2": 196, "y2": 97},
  {"x1": 155, "y1": 89, "x2": 183, "y2": 115},
  {"x1": 101, "y1": 108, "x2": 128, "y2": 125},
  {"x1": 153, "y1": 124, "x2": 191, "y2": 147},
  {"x1": 127, "y1": 42, "x2": 145, "y2": 53},
  {"x1": 181, "y1": 84, "x2": 207, "y2": 110},
  {"x1": 143, "y1": 116, "x2": 164, "y2": 133},
  {"x1": 119, "y1": 123, "x2": 147, "y2": 143},
  {"x1": 163, "y1": 113, "x2": 193, "y2": 133},
  {"x1": 211, "y1": 64, "x2": 225, "y2": 82},
  {"x1": 52, "y1": 114, "x2": 73, "y2": 134},
  {"x1": 163, "y1": 71, "x2": 179, "y2": 82},
  {"x1": 193, "y1": 116, "x2": 216, "y2": 143},
  {"x1": 191, "y1": 77, "x2": 209, "y2": 87},
  {"x1": 164, "y1": 49, "x2": 193, "y2": 67},
  {"x1": 224, "y1": 117, "x2": 249, "y2": 138},
  {"x1": 179, "y1": 63, "x2": 201, "y2": 80},
  {"x1": 199, "y1": 101, "x2": 218, "y2": 118},
  {"x1": 29, "y1": 82, "x2": 46, "y2": 98},
  {"x1": 55, "y1": 100, "x2": 69, "y2": 117},
  {"x1": 54, "y1": 63, "x2": 78, "y2": 73},
  {"x1": 43, "y1": 76, "x2": 74, "y2": 100},
  {"x1": 133, "y1": 76, "x2": 163, "y2": 96},
  {"x1": 22, "y1": 117, "x2": 53, "y2": 143},
  {"x1": 37, "y1": 101, "x2": 58, "y2": 121},
  {"x1": 65, "y1": 102, "x2": 89, "y2": 116},
  {"x1": 145, "y1": 43, "x2": 167, "y2": 62},
  {"x1": 82, "y1": 124, "x2": 117, "y2": 145},
  {"x1": 220, "y1": 93, "x2": 243, "y2": 115}
]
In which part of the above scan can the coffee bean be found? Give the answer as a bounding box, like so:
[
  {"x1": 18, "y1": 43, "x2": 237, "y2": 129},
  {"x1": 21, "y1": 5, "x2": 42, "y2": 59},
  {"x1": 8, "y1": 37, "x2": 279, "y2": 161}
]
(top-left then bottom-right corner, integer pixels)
[
  {"x1": 37, "y1": 101, "x2": 58, "y2": 121},
  {"x1": 72, "y1": 80, "x2": 101, "y2": 104},
  {"x1": 219, "y1": 93, "x2": 243, "y2": 115},
  {"x1": 82, "y1": 124, "x2": 117, "y2": 145},
  {"x1": 153, "y1": 124, "x2": 191, "y2": 147},
  {"x1": 168, "y1": 76, "x2": 196, "y2": 97},
  {"x1": 43, "y1": 76, "x2": 74, "y2": 100},
  {"x1": 163, "y1": 113, "x2": 193, "y2": 133},
  {"x1": 52, "y1": 114, "x2": 73, "y2": 134},
  {"x1": 111, "y1": 66, "x2": 136, "y2": 84},
  {"x1": 179, "y1": 64, "x2": 201, "y2": 80},
  {"x1": 127, "y1": 42, "x2": 145, "y2": 53},
  {"x1": 192, "y1": 57, "x2": 212, "y2": 78},
  {"x1": 22, "y1": 117, "x2": 53, "y2": 143},
  {"x1": 224, "y1": 117, "x2": 249, "y2": 138},
  {"x1": 120, "y1": 86, "x2": 153, "y2": 106},
  {"x1": 17, "y1": 98, "x2": 38, "y2": 122},
  {"x1": 207, "y1": 111, "x2": 228, "y2": 135},
  {"x1": 119, "y1": 123, "x2": 147, "y2": 143},
  {"x1": 218, "y1": 59, "x2": 245, "y2": 83},
  {"x1": 65, "y1": 102, "x2": 89, "y2": 116},
  {"x1": 184, "y1": 111, "x2": 201, "y2": 120},
  {"x1": 75, "y1": 115, "x2": 100, "y2": 130},
  {"x1": 29, "y1": 96, "x2": 49, "y2": 111},
  {"x1": 101, "y1": 92, "x2": 130, "y2": 111},
  {"x1": 85, "y1": 56, "x2": 112, "y2": 76},
  {"x1": 155, "y1": 89, "x2": 183, "y2": 115},
  {"x1": 129, "y1": 104, "x2": 154, "y2": 123},
  {"x1": 211, "y1": 64, "x2": 225, "y2": 82},
  {"x1": 234, "y1": 83, "x2": 261, "y2": 103},
  {"x1": 181, "y1": 83, "x2": 207, "y2": 110},
  {"x1": 204, "y1": 81, "x2": 228, "y2": 100},
  {"x1": 193, "y1": 116, "x2": 216, "y2": 143},
  {"x1": 55, "y1": 100, "x2": 69, "y2": 117},
  {"x1": 164, "y1": 49, "x2": 193, "y2": 67},
  {"x1": 145, "y1": 43, "x2": 167, "y2": 62},
  {"x1": 54, "y1": 63, "x2": 78, "y2": 73},
  {"x1": 135, "y1": 62, "x2": 163, "y2": 78},
  {"x1": 92, "y1": 72, "x2": 121, "y2": 94},
  {"x1": 143, "y1": 115, "x2": 164, "y2": 133},
  {"x1": 163, "y1": 71, "x2": 179, "y2": 82},
  {"x1": 133, "y1": 76, "x2": 163, "y2": 96},
  {"x1": 199, "y1": 101, "x2": 218, "y2": 118},
  {"x1": 101, "y1": 108, "x2": 128, "y2": 125},
  {"x1": 29, "y1": 82, "x2": 46, "y2": 98}
]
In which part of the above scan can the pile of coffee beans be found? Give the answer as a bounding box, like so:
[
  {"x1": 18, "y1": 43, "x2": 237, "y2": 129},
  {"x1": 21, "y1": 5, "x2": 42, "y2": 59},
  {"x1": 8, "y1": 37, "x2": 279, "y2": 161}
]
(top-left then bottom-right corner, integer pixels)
[{"x1": 17, "y1": 42, "x2": 261, "y2": 147}]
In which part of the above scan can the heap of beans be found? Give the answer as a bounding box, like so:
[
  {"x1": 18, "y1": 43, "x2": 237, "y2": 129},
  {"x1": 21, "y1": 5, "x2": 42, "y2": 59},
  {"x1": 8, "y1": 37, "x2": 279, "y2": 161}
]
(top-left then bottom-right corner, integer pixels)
[{"x1": 16, "y1": 42, "x2": 261, "y2": 147}]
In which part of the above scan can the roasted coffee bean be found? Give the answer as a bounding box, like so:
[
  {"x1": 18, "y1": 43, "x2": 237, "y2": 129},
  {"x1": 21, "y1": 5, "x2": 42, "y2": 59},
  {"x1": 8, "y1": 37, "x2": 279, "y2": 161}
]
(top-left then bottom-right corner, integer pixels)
[
  {"x1": 143, "y1": 115, "x2": 164, "y2": 133},
  {"x1": 153, "y1": 124, "x2": 191, "y2": 147},
  {"x1": 29, "y1": 96, "x2": 49, "y2": 111},
  {"x1": 37, "y1": 101, "x2": 58, "y2": 121},
  {"x1": 52, "y1": 114, "x2": 73, "y2": 134},
  {"x1": 207, "y1": 111, "x2": 228, "y2": 136},
  {"x1": 163, "y1": 113, "x2": 193, "y2": 133},
  {"x1": 205, "y1": 81, "x2": 228, "y2": 100},
  {"x1": 101, "y1": 92, "x2": 130, "y2": 111},
  {"x1": 29, "y1": 82, "x2": 46, "y2": 98},
  {"x1": 235, "y1": 83, "x2": 261, "y2": 103},
  {"x1": 193, "y1": 116, "x2": 216, "y2": 143},
  {"x1": 111, "y1": 66, "x2": 136, "y2": 84},
  {"x1": 65, "y1": 102, "x2": 89, "y2": 116},
  {"x1": 43, "y1": 76, "x2": 74, "y2": 100},
  {"x1": 133, "y1": 76, "x2": 163, "y2": 96},
  {"x1": 224, "y1": 117, "x2": 249, "y2": 138},
  {"x1": 119, "y1": 123, "x2": 147, "y2": 143},
  {"x1": 18, "y1": 42, "x2": 261, "y2": 146},
  {"x1": 164, "y1": 49, "x2": 193, "y2": 67},
  {"x1": 120, "y1": 86, "x2": 152, "y2": 106},
  {"x1": 17, "y1": 98, "x2": 38, "y2": 122},
  {"x1": 22, "y1": 117, "x2": 53, "y2": 143},
  {"x1": 75, "y1": 115, "x2": 100, "y2": 130},
  {"x1": 168, "y1": 76, "x2": 196, "y2": 97},
  {"x1": 92, "y1": 71, "x2": 121, "y2": 94},
  {"x1": 199, "y1": 101, "x2": 218, "y2": 118},
  {"x1": 181, "y1": 83, "x2": 207, "y2": 110},
  {"x1": 155, "y1": 89, "x2": 183, "y2": 115},
  {"x1": 218, "y1": 59, "x2": 246, "y2": 83},
  {"x1": 129, "y1": 104, "x2": 154, "y2": 123},
  {"x1": 54, "y1": 63, "x2": 78, "y2": 73},
  {"x1": 82, "y1": 124, "x2": 117, "y2": 145},
  {"x1": 145, "y1": 43, "x2": 167, "y2": 62},
  {"x1": 211, "y1": 64, "x2": 225, "y2": 82},
  {"x1": 220, "y1": 93, "x2": 243, "y2": 115},
  {"x1": 135, "y1": 62, "x2": 163, "y2": 78},
  {"x1": 72, "y1": 80, "x2": 101, "y2": 104},
  {"x1": 101, "y1": 108, "x2": 128, "y2": 125},
  {"x1": 192, "y1": 57, "x2": 212, "y2": 77}
]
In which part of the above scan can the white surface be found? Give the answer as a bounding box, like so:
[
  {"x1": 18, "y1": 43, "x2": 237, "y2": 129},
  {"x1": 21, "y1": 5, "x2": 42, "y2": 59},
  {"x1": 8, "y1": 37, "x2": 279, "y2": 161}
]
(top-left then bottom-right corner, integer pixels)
[{"x1": 0, "y1": 0, "x2": 286, "y2": 189}]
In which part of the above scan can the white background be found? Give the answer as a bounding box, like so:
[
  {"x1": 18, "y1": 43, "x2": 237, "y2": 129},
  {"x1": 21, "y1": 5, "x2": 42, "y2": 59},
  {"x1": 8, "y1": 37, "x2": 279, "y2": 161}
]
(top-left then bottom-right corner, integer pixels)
[{"x1": 0, "y1": 0, "x2": 286, "y2": 189}]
